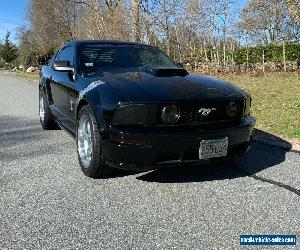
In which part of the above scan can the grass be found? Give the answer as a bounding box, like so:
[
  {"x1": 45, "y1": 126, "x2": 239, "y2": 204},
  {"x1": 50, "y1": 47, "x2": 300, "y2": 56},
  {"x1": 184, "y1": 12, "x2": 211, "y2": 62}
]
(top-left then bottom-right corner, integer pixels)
[
  {"x1": 15, "y1": 71, "x2": 40, "y2": 81},
  {"x1": 7, "y1": 70, "x2": 300, "y2": 139},
  {"x1": 221, "y1": 72, "x2": 300, "y2": 139}
]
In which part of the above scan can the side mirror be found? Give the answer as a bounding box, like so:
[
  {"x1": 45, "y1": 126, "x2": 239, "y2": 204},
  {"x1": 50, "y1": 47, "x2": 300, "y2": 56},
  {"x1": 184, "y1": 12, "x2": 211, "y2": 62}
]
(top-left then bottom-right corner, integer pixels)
[
  {"x1": 177, "y1": 62, "x2": 184, "y2": 68},
  {"x1": 54, "y1": 61, "x2": 74, "y2": 72}
]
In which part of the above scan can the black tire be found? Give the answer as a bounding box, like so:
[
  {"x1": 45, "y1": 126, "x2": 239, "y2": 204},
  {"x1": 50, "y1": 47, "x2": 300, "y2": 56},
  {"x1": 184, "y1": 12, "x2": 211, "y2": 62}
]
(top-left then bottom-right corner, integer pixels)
[
  {"x1": 76, "y1": 105, "x2": 115, "y2": 178},
  {"x1": 39, "y1": 88, "x2": 59, "y2": 130}
]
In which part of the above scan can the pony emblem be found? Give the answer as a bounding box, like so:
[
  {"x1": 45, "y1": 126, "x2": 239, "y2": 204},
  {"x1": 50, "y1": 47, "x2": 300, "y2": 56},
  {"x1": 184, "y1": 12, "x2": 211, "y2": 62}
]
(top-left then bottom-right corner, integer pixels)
[{"x1": 198, "y1": 108, "x2": 216, "y2": 116}]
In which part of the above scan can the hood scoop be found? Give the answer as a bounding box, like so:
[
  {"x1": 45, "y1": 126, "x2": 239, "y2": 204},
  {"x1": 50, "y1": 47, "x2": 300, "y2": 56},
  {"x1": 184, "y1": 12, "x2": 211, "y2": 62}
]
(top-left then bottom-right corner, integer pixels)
[{"x1": 143, "y1": 67, "x2": 189, "y2": 77}]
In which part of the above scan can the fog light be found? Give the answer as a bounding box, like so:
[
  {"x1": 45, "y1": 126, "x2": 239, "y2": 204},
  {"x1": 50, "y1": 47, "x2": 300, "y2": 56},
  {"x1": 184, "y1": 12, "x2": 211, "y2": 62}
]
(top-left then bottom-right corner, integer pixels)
[{"x1": 161, "y1": 105, "x2": 180, "y2": 124}]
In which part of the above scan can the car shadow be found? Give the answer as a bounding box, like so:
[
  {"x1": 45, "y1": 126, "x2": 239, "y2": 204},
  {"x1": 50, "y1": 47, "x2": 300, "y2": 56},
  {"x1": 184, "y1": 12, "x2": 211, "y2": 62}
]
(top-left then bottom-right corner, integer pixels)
[
  {"x1": 134, "y1": 129, "x2": 292, "y2": 183},
  {"x1": 0, "y1": 115, "x2": 69, "y2": 161}
]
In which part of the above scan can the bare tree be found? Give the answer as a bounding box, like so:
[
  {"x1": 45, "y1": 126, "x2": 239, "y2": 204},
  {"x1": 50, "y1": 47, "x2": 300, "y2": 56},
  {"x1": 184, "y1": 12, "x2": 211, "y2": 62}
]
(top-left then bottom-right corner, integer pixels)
[
  {"x1": 19, "y1": 0, "x2": 300, "y2": 72},
  {"x1": 238, "y1": 0, "x2": 298, "y2": 45},
  {"x1": 27, "y1": 0, "x2": 78, "y2": 54},
  {"x1": 285, "y1": 0, "x2": 300, "y2": 26},
  {"x1": 73, "y1": 0, "x2": 129, "y2": 40},
  {"x1": 131, "y1": 0, "x2": 141, "y2": 41}
]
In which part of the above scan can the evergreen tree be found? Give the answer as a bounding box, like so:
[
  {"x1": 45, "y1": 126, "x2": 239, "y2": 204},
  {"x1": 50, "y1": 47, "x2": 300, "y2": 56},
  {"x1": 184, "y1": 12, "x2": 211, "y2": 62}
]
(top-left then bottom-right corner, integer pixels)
[{"x1": 0, "y1": 32, "x2": 18, "y2": 64}]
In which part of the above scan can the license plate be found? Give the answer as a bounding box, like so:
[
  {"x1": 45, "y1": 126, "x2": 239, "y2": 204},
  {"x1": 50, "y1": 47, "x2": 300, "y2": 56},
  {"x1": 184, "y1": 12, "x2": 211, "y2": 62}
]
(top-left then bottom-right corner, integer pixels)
[{"x1": 199, "y1": 137, "x2": 228, "y2": 160}]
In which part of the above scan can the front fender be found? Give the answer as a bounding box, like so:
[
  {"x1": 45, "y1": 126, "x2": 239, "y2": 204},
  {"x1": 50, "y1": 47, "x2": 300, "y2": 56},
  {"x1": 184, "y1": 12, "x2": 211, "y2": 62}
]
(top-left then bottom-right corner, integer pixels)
[
  {"x1": 75, "y1": 80, "x2": 129, "y2": 134},
  {"x1": 39, "y1": 76, "x2": 53, "y2": 104},
  {"x1": 39, "y1": 66, "x2": 54, "y2": 104},
  {"x1": 75, "y1": 79, "x2": 105, "y2": 129}
]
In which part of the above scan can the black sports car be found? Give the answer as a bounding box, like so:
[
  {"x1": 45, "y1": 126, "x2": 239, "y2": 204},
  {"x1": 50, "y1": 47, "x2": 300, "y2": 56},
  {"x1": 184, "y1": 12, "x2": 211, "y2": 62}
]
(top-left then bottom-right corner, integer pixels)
[{"x1": 39, "y1": 40, "x2": 255, "y2": 178}]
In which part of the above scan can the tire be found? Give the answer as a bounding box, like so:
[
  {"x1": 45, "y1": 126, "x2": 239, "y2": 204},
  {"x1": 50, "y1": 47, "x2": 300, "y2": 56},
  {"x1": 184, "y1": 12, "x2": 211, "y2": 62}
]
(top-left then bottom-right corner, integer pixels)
[
  {"x1": 39, "y1": 88, "x2": 59, "y2": 130},
  {"x1": 76, "y1": 105, "x2": 115, "y2": 178}
]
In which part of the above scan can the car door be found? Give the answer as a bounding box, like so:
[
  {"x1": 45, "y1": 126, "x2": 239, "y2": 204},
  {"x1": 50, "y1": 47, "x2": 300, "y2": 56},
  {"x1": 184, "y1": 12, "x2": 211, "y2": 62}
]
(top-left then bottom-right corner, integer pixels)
[{"x1": 50, "y1": 45, "x2": 75, "y2": 125}]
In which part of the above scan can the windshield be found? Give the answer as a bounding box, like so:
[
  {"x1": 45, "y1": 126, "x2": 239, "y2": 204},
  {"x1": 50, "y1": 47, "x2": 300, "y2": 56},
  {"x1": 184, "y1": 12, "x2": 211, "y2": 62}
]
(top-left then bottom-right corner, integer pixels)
[{"x1": 78, "y1": 43, "x2": 177, "y2": 71}]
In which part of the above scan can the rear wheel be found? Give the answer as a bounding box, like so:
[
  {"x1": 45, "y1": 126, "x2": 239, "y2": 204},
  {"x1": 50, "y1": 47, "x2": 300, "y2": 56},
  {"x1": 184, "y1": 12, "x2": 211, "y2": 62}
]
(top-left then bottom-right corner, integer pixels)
[
  {"x1": 76, "y1": 105, "x2": 115, "y2": 178},
  {"x1": 39, "y1": 88, "x2": 59, "y2": 130}
]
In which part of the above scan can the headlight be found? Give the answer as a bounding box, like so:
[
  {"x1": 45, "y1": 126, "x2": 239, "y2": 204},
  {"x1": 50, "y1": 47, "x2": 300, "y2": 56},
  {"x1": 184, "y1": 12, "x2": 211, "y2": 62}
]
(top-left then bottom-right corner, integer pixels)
[
  {"x1": 226, "y1": 101, "x2": 239, "y2": 118},
  {"x1": 112, "y1": 104, "x2": 149, "y2": 125},
  {"x1": 161, "y1": 105, "x2": 180, "y2": 124}
]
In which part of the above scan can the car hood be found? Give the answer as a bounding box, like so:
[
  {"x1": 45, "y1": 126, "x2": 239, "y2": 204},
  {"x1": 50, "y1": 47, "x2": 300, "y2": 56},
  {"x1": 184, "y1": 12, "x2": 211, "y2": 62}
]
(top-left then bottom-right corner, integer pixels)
[{"x1": 91, "y1": 67, "x2": 247, "y2": 103}]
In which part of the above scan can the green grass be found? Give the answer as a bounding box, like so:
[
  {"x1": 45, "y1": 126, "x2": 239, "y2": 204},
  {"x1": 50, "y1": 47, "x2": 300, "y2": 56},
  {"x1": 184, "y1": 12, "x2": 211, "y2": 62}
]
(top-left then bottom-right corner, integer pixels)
[
  {"x1": 15, "y1": 71, "x2": 40, "y2": 81},
  {"x1": 222, "y1": 72, "x2": 300, "y2": 139}
]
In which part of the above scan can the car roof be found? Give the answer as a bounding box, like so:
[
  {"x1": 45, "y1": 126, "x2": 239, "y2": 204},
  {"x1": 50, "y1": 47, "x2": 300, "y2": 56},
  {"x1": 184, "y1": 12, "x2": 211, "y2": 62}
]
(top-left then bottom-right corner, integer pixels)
[{"x1": 64, "y1": 40, "x2": 155, "y2": 48}]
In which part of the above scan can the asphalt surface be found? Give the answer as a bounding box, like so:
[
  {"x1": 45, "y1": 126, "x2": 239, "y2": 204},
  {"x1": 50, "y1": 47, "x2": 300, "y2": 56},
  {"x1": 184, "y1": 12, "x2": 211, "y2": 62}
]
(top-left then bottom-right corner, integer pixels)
[{"x1": 0, "y1": 73, "x2": 299, "y2": 249}]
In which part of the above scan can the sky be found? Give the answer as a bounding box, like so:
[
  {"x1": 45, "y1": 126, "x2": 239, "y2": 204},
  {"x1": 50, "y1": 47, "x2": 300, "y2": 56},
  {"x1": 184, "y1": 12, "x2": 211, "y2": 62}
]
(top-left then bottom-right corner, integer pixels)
[
  {"x1": 0, "y1": 0, "x2": 29, "y2": 44},
  {"x1": 0, "y1": 0, "x2": 248, "y2": 45}
]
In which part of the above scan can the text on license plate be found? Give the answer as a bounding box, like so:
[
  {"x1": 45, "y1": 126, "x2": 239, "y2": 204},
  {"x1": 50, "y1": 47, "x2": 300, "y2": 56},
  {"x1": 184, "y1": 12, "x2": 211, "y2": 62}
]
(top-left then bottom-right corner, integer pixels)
[{"x1": 199, "y1": 137, "x2": 228, "y2": 160}]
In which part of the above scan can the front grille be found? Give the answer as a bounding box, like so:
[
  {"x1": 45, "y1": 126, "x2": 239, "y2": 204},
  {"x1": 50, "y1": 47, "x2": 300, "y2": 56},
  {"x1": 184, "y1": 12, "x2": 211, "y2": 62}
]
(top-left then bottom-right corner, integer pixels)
[{"x1": 179, "y1": 100, "x2": 244, "y2": 127}]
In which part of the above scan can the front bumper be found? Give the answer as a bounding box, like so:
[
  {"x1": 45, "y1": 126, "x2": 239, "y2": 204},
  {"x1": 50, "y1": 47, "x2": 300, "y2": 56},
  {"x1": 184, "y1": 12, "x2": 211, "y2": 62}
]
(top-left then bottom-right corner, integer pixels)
[{"x1": 102, "y1": 116, "x2": 256, "y2": 170}]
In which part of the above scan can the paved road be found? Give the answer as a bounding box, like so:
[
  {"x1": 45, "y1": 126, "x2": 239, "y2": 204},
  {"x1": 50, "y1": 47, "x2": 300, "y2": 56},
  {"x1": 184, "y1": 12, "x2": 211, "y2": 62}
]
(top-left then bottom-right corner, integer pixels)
[{"x1": 0, "y1": 73, "x2": 299, "y2": 249}]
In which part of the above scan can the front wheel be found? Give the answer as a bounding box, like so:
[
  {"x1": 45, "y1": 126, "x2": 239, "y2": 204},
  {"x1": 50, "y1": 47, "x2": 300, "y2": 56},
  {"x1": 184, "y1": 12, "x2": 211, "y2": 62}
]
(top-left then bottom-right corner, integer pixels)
[{"x1": 76, "y1": 105, "x2": 115, "y2": 178}]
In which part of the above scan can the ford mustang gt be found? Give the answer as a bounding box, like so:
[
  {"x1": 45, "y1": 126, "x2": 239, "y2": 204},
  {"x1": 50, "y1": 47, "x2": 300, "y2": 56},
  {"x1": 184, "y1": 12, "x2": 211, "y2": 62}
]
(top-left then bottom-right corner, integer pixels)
[{"x1": 39, "y1": 40, "x2": 255, "y2": 178}]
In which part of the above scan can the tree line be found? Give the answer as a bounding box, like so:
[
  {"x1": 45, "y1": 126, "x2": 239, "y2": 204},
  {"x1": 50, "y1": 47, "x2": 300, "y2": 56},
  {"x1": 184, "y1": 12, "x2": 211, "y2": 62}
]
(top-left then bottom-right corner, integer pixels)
[{"x1": 1, "y1": 0, "x2": 300, "y2": 73}]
